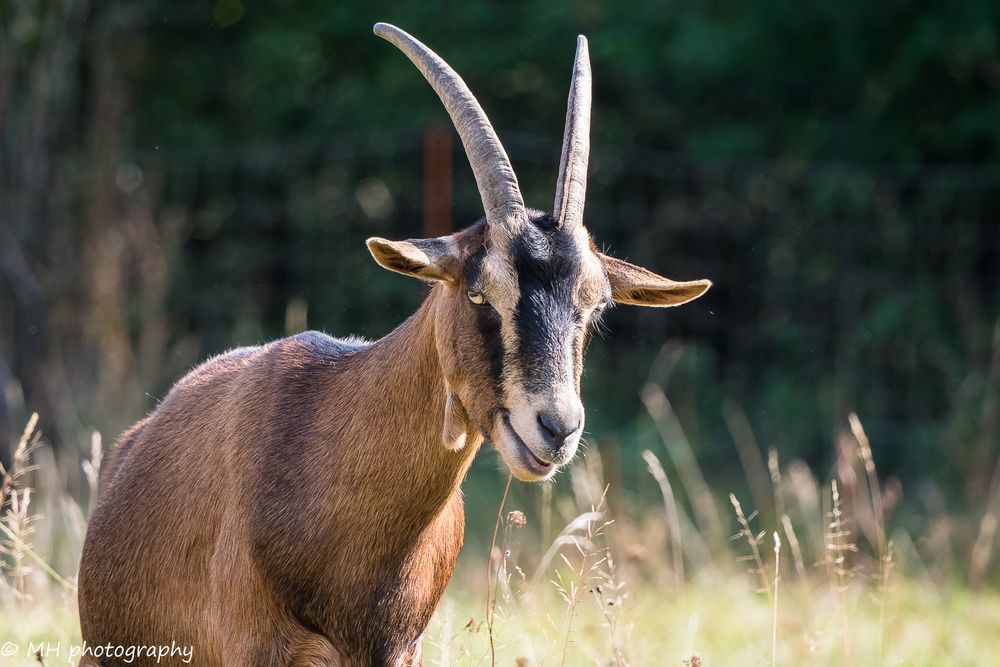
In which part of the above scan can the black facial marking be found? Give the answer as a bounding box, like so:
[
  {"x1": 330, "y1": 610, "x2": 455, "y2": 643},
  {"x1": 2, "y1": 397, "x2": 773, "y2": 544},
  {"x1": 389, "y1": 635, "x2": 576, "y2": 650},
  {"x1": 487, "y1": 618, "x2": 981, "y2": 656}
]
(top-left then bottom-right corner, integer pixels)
[
  {"x1": 513, "y1": 224, "x2": 582, "y2": 393},
  {"x1": 464, "y1": 248, "x2": 505, "y2": 393}
]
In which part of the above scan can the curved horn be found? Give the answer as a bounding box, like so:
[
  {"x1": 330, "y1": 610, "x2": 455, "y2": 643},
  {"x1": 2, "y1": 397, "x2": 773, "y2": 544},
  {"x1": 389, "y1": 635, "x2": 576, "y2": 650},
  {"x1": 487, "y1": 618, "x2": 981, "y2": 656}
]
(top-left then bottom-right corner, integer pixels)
[
  {"x1": 553, "y1": 35, "x2": 591, "y2": 229},
  {"x1": 374, "y1": 23, "x2": 525, "y2": 230}
]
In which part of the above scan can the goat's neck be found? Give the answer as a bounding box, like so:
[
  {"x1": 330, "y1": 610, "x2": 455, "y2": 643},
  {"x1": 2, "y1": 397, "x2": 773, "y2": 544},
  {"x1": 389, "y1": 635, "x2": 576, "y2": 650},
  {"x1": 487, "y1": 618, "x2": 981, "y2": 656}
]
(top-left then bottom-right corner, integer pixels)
[{"x1": 332, "y1": 288, "x2": 480, "y2": 521}]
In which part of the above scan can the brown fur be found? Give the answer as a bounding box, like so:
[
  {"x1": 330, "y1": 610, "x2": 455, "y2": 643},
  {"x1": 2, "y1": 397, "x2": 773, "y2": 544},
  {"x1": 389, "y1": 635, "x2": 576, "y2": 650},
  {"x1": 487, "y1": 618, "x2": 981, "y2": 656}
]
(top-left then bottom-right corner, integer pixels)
[
  {"x1": 78, "y1": 22, "x2": 714, "y2": 663},
  {"x1": 77, "y1": 210, "x2": 712, "y2": 667},
  {"x1": 78, "y1": 228, "x2": 500, "y2": 666}
]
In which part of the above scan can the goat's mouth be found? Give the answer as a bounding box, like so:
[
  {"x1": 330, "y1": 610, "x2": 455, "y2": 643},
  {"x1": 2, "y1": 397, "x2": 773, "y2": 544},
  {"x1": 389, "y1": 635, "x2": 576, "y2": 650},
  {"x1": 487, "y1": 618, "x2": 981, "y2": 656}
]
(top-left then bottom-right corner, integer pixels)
[{"x1": 495, "y1": 410, "x2": 556, "y2": 481}]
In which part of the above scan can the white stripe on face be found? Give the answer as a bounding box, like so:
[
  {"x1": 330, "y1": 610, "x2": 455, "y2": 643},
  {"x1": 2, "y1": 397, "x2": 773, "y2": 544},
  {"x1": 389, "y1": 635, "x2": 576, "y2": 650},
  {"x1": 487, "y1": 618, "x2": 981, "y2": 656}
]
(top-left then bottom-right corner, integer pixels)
[{"x1": 488, "y1": 223, "x2": 601, "y2": 468}]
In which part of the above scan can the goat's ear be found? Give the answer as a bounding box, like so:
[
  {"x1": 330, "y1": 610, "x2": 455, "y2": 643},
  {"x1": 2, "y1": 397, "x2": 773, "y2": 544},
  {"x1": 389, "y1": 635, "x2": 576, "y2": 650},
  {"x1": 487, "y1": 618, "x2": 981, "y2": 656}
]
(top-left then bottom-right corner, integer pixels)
[
  {"x1": 366, "y1": 236, "x2": 462, "y2": 284},
  {"x1": 598, "y1": 252, "x2": 712, "y2": 307}
]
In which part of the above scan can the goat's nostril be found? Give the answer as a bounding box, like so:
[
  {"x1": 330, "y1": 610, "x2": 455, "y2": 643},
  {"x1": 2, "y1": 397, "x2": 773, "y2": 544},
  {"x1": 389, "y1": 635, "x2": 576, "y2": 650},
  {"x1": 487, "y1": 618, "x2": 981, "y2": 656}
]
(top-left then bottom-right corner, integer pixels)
[{"x1": 537, "y1": 411, "x2": 580, "y2": 445}]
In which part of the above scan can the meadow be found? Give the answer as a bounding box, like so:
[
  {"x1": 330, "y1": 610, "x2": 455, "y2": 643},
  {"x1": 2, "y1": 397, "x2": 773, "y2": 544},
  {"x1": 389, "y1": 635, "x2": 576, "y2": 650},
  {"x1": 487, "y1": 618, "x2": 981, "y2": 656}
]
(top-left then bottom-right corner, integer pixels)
[
  {"x1": 5, "y1": 3, "x2": 1000, "y2": 665},
  {"x1": 3, "y1": 403, "x2": 999, "y2": 666}
]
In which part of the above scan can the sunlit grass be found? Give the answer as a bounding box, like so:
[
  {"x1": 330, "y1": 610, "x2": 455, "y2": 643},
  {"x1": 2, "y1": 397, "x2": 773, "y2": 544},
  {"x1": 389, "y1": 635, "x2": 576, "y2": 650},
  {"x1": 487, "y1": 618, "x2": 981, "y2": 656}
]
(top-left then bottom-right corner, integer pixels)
[
  {"x1": 423, "y1": 577, "x2": 1000, "y2": 667},
  {"x1": 4, "y1": 406, "x2": 1000, "y2": 666},
  {"x1": 2, "y1": 593, "x2": 81, "y2": 664},
  {"x1": 4, "y1": 576, "x2": 1000, "y2": 666}
]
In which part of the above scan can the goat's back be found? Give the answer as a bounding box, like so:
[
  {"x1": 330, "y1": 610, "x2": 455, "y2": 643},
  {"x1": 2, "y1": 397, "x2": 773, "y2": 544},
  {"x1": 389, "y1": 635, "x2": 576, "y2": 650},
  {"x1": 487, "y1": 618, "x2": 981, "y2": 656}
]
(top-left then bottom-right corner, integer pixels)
[{"x1": 78, "y1": 332, "x2": 370, "y2": 665}]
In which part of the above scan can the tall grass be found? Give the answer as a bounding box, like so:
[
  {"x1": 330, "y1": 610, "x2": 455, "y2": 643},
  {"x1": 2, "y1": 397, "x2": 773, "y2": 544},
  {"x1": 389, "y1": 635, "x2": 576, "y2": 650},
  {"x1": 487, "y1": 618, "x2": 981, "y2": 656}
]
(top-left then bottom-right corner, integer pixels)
[
  {"x1": 433, "y1": 392, "x2": 1000, "y2": 666},
  {"x1": 3, "y1": 400, "x2": 1000, "y2": 666}
]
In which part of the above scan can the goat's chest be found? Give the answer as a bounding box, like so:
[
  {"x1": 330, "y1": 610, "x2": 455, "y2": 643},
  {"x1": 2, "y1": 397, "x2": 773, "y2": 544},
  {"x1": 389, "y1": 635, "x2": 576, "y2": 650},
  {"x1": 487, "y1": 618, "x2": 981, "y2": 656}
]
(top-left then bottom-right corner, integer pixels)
[{"x1": 298, "y1": 494, "x2": 466, "y2": 664}]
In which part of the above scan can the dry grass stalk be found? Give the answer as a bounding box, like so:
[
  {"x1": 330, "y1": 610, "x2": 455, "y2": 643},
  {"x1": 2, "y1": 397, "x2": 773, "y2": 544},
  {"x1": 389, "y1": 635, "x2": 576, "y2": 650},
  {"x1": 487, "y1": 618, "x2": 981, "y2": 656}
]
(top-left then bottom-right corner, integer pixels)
[
  {"x1": 729, "y1": 493, "x2": 772, "y2": 603},
  {"x1": 484, "y1": 508, "x2": 527, "y2": 665},
  {"x1": 642, "y1": 383, "x2": 724, "y2": 550},
  {"x1": 848, "y1": 413, "x2": 895, "y2": 667},
  {"x1": 0, "y1": 413, "x2": 41, "y2": 507},
  {"x1": 826, "y1": 479, "x2": 857, "y2": 665},
  {"x1": 529, "y1": 510, "x2": 604, "y2": 591},
  {"x1": 772, "y1": 531, "x2": 781, "y2": 667},
  {"x1": 426, "y1": 598, "x2": 454, "y2": 666},
  {"x1": 82, "y1": 430, "x2": 104, "y2": 503},
  {"x1": 786, "y1": 460, "x2": 822, "y2": 558},
  {"x1": 768, "y1": 448, "x2": 786, "y2": 522},
  {"x1": 970, "y1": 512, "x2": 997, "y2": 588},
  {"x1": 722, "y1": 402, "x2": 772, "y2": 516},
  {"x1": 545, "y1": 490, "x2": 614, "y2": 667},
  {"x1": 972, "y1": 438, "x2": 1000, "y2": 587},
  {"x1": 486, "y1": 475, "x2": 513, "y2": 666},
  {"x1": 780, "y1": 514, "x2": 807, "y2": 583},
  {"x1": 874, "y1": 540, "x2": 895, "y2": 667},
  {"x1": 642, "y1": 449, "x2": 684, "y2": 589},
  {"x1": 570, "y1": 449, "x2": 607, "y2": 509},
  {"x1": 849, "y1": 413, "x2": 886, "y2": 554},
  {"x1": 541, "y1": 482, "x2": 553, "y2": 549},
  {"x1": 0, "y1": 502, "x2": 78, "y2": 595},
  {"x1": 590, "y1": 551, "x2": 629, "y2": 667},
  {"x1": 499, "y1": 510, "x2": 527, "y2": 607},
  {"x1": 1, "y1": 414, "x2": 42, "y2": 601},
  {"x1": 2, "y1": 488, "x2": 34, "y2": 601},
  {"x1": 642, "y1": 449, "x2": 714, "y2": 573}
]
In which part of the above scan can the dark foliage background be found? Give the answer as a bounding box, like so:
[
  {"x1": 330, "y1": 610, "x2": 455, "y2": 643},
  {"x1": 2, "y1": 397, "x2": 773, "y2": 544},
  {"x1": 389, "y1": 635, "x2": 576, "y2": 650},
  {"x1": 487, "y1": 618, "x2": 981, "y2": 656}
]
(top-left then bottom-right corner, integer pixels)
[{"x1": 2, "y1": 1, "x2": 998, "y2": 530}]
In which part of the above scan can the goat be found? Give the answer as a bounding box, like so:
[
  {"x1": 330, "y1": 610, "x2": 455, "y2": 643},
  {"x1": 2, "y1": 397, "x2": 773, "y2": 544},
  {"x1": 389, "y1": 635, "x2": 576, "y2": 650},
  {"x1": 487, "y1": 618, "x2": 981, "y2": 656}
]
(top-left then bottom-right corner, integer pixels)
[{"x1": 77, "y1": 23, "x2": 711, "y2": 667}]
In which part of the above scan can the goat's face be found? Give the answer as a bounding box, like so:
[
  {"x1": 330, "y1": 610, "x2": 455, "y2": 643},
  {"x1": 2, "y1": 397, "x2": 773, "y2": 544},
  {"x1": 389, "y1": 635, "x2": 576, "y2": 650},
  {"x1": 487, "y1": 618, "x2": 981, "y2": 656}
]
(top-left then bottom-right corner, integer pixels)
[
  {"x1": 461, "y1": 214, "x2": 600, "y2": 478},
  {"x1": 368, "y1": 24, "x2": 711, "y2": 481},
  {"x1": 368, "y1": 212, "x2": 709, "y2": 481}
]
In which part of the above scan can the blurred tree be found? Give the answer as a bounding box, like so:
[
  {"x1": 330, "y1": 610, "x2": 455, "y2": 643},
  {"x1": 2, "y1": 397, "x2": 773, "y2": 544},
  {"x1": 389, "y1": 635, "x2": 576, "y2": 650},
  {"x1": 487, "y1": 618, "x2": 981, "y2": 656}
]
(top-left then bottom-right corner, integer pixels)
[{"x1": 1, "y1": 0, "x2": 998, "y2": 510}]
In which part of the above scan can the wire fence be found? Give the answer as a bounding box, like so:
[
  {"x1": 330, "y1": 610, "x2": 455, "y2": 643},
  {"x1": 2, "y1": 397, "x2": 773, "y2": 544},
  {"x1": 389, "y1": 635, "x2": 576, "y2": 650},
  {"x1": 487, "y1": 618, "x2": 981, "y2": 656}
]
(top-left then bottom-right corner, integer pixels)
[{"x1": 3, "y1": 124, "x2": 999, "y2": 502}]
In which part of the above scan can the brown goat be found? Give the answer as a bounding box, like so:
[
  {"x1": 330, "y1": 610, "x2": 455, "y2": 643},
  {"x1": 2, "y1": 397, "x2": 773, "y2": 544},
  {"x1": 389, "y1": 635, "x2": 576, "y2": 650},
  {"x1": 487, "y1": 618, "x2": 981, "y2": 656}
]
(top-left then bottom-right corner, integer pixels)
[{"x1": 77, "y1": 23, "x2": 711, "y2": 666}]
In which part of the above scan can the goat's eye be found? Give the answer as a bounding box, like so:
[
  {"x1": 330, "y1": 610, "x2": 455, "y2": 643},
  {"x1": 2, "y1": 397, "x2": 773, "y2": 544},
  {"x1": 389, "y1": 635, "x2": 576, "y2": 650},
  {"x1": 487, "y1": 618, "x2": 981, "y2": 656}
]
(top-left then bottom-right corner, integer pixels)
[{"x1": 467, "y1": 291, "x2": 486, "y2": 305}]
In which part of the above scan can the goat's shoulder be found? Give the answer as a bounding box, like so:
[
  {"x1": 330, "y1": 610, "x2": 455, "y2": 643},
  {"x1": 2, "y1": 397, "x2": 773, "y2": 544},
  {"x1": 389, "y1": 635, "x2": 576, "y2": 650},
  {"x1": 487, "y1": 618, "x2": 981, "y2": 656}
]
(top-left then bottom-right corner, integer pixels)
[
  {"x1": 172, "y1": 331, "x2": 368, "y2": 390},
  {"x1": 256, "y1": 330, "x2": 371, "y2": 377},
  {"x1": 276, "y1": 330, "x2": 371, "y2": 359}
]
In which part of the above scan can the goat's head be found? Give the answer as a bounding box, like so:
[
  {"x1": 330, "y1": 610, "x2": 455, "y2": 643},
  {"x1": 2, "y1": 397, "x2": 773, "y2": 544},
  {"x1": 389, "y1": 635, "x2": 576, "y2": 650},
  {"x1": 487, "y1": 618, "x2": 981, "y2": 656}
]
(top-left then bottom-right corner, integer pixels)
[{"x1": 367, "y1": 24, "x2": 711, "y2": 481}]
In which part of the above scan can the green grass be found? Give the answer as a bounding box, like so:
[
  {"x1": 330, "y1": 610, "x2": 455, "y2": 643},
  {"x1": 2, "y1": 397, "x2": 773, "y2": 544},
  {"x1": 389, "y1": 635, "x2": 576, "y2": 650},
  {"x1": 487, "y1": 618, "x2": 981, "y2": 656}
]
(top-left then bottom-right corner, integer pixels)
[
  {"x1": 424, "y1": 578, "x2": 1000, "y2": 666},
  {"x1": 4, "y1": 577, "x2": 1000, "y2": 666},
  {"x1": 4, "y1": 410, "x2": 1000, "y2": 666}
]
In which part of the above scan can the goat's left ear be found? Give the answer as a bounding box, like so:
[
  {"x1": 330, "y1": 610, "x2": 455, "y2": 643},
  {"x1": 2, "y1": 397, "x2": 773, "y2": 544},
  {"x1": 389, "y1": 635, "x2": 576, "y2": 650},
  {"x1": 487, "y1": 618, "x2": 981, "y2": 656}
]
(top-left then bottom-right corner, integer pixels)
[
  {"x1": 367, "y1": 236, "x2": 462, "y2": 284},
  {"x1": 598, "y1": 252, "x2": 712, "y2": 307}
]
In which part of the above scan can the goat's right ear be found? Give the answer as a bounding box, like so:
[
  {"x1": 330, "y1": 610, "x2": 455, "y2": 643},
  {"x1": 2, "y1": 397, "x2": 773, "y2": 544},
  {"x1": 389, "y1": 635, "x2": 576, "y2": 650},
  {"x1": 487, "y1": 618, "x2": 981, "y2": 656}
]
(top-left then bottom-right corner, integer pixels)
[
  {"x1": 366, "y1": 236, "x2": 462, "y2": 284},
  {"x1": 598, "y1": 252, "x2": 712, "y2": 307}
]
